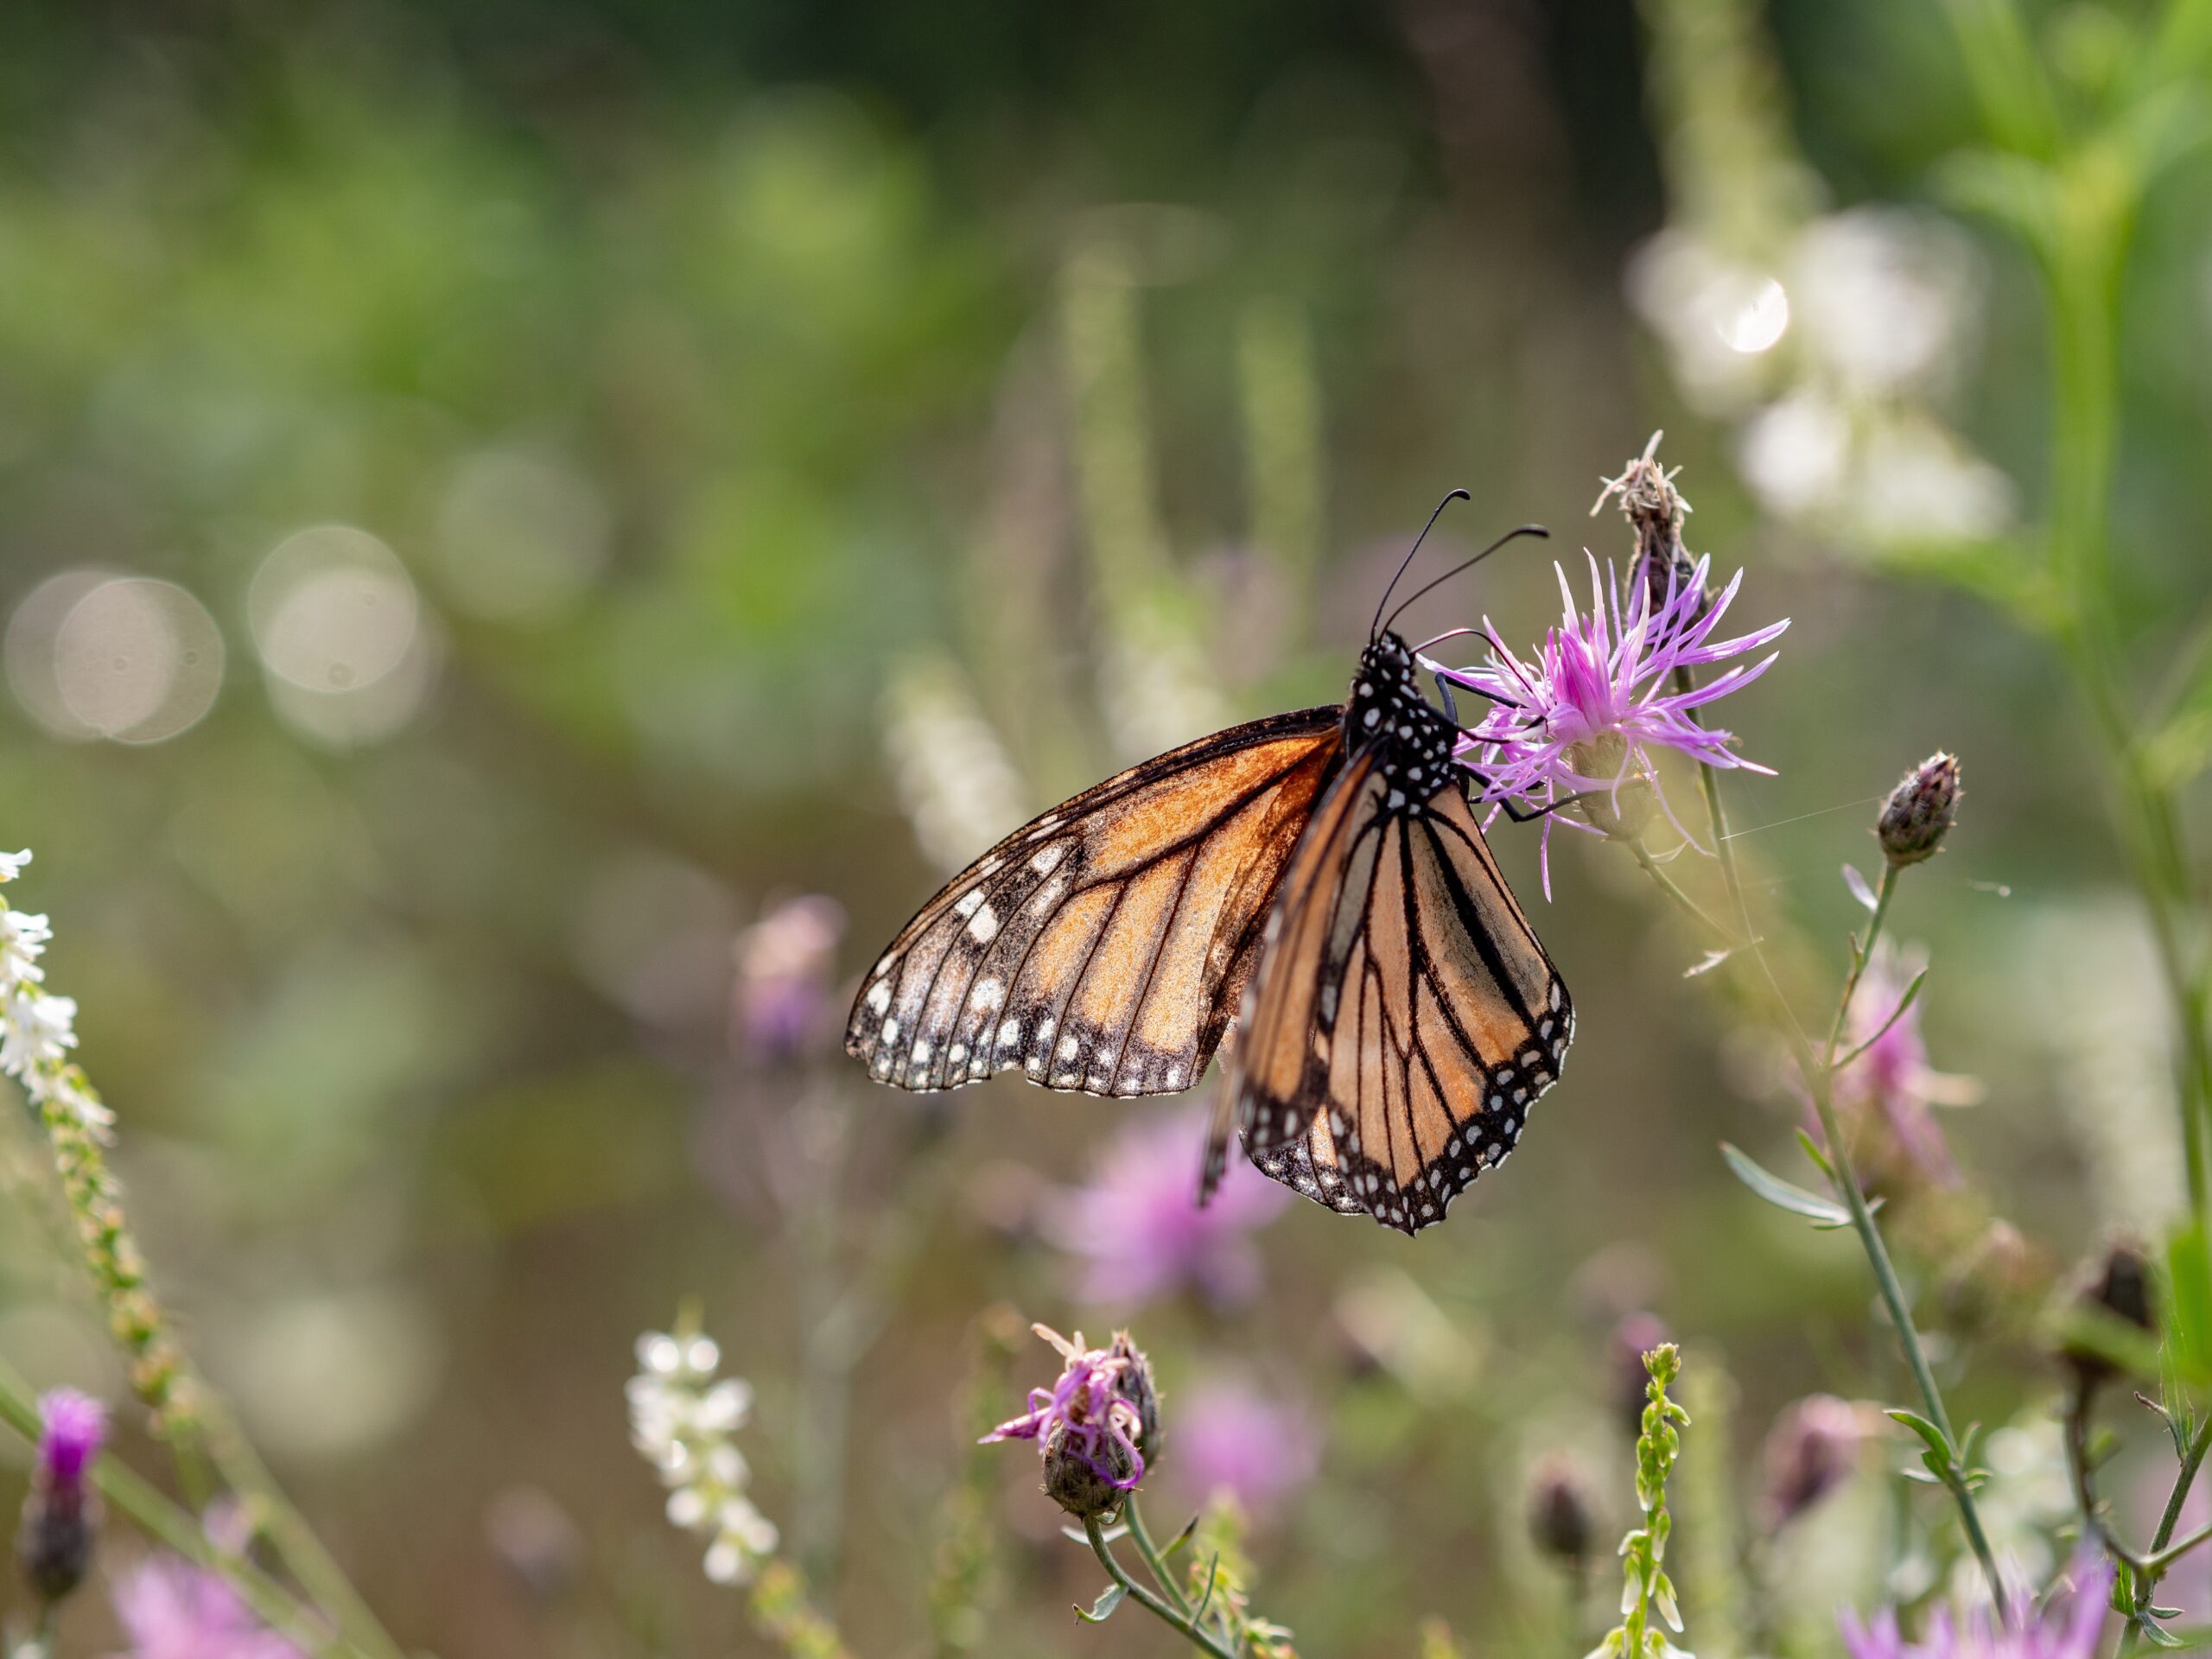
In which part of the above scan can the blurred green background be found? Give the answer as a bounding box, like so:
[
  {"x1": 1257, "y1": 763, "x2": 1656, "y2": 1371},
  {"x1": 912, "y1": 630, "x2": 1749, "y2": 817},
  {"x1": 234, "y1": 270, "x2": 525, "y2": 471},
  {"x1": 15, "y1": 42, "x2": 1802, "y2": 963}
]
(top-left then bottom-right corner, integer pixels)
[{"x1": 0, "y1": 1, "x2": 2206, "y2": 1654}]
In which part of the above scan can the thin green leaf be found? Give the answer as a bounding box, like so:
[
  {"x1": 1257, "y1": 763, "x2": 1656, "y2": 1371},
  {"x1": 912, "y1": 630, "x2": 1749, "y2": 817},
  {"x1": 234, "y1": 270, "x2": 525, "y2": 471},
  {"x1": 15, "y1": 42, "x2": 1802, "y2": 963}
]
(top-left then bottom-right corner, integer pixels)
[
  {"x1": 1720, "y1": 1143, "x2": 1853, "y2": 1226},
  {"x1": 1161, "y1": 1514, "x2": 1198, "y2": 1558},
  {"x1": 1833, "y1": 969, "x2": 1931, "y2": 1071},
  {"x1": 1076, "y1": 1583, "x2": 1127, "y2": 1624},
  {"x1": 1795, "y1": 1128, "x2": 1837, "y2": 1181},
  {"x1": 1887, "y1": 1408, "x2": 1959, "y2": 1465}
]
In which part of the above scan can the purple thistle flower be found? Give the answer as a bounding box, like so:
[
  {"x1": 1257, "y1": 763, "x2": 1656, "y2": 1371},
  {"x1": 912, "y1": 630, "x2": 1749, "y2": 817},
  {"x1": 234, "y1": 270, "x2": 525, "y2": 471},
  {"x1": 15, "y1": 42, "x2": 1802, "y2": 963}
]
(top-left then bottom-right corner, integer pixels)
[
  {"x1": 1166, "y1": 1380, "x2": 1319, "y2": 1516},
  {"x1": 1840, "y1": 1551, "x2": 2113, "y2": 1659},
  {"x1": 1044, "y1": 1105, "x2": 1287, "y2": 1312},
  {"x1": 1439, "y1": 553, "x2": 1789, "y2": 896},
  {"x1": 112, "y1": 1555, "x2": 306, "y2": 1659},
  {"x1": 982, "y1": 1325, "x2": 1148, "y2": 1512},
  {"x1": 35, "y1": 1389, "x2": 104, "y2": 1490},
  {"x1": 1826, "y1": 939, "x2": 1978, "y2": 1186}
]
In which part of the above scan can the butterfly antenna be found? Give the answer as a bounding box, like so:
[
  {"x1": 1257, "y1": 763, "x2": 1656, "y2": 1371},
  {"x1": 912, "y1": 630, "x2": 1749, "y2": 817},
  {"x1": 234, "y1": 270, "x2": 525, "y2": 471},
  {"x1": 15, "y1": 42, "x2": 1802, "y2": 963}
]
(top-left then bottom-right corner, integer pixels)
[
  {"x1": 1370, "y1": 488, "x2": 1472, "y2": 643},
  {"x1": 1379, "y1": 524, "x2": 1549, "y2": 637}
]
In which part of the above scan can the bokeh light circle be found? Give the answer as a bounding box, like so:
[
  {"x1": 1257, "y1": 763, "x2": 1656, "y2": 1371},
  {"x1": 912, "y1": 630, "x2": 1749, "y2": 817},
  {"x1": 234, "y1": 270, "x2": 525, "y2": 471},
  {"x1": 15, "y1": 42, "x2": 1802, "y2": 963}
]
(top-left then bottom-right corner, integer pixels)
[
  {"x1": 11, "y1": 575, "x2": 226, "y2": 744},
  {"x1": 250, "y1": 525, "x2": 419, "y2": 693}
]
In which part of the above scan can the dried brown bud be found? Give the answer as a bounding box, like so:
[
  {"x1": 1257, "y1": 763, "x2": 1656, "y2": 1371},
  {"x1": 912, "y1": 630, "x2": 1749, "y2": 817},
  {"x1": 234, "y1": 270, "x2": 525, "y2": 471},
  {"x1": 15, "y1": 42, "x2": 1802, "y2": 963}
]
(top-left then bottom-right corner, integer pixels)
[
  {"x1": 1878, "y1": 753, "x2": 1961, "y2": 868},
  {"x1": 2062, "y1": 1237, "x2": 2156, "y2": 1389},
  {"x1": 1525, "y1": 1455, "x2": 1595, "y2": 1564},
  {"x1": 1595, "y1": 432, "x2": 1704, "y2": 613}
]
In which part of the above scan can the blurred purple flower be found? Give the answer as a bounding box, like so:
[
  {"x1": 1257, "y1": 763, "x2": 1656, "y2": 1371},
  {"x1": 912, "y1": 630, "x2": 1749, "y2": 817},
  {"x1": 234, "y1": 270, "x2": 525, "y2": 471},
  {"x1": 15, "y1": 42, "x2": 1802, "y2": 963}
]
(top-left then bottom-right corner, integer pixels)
[
  {"x1": 1610, "y1": 1311, "x2": 1672, "y2": 1435},
  {"x1": 1840, "y1": 1551, "x2": 2112, "y2": 1659},
  {"x1": 982, "y1": 1325, "x2": 1147, "y2": 1492},
  {"x1": 1439, "y1": 554, "x2": 1788, "y2": 896},
  {"x1": 35, "y1": 1389, "x2": 104, "y2": 1488},
  {"x1": 1827, "y1": 939, "x2": 1978, "y2": 1186},
  {"x1": 1761, "y1": 1393, "x2": 1874, "y2": 1525},
  {"x1": 19, "y1": 1389, "x2": 105, "y2": 1603},
  {"x1": 1168, "y1": 1380, "x2": 1319, "y2": 1515},
  {"x1": 732, "y1": 895, "x2": 845, "y2": 1063},
  {"x1": 112, "y1": 1556, "x2": 304, "y2": 1659},
  {"x1": 1046, "y1": 1106, "x2": 1288, "y2": 1311}
]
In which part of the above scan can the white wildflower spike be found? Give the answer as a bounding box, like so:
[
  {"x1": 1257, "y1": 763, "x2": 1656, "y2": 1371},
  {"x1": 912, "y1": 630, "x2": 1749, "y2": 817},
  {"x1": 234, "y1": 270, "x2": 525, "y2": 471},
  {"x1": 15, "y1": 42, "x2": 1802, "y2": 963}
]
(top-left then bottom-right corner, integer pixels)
[
  {"x1": 0, "y1": 853, "x2": 112, "y2": 1140},
  {"x1": 627, "y1": 1319, "x2": 778, "y2": 1587}
]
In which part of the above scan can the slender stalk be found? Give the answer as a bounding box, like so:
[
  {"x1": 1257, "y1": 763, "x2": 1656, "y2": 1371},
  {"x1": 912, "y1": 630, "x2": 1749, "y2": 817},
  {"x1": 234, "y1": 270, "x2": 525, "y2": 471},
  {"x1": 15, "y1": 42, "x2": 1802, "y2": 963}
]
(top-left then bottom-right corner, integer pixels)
[
  {"x1": 2119, "y1": 1413, "x2": 2212, "y2": 1653},
  {"x1": 1823, "y1": 868, "x2": 1896, "y2": 1065},
  {"x1": 1652, "y1": 685, "x2": 2009, "y2": 1617},
  {"x1": 1083, "y1": 1516, "x2": 1236, "y2": 1657},
  {"x1": 1125, "y1": 1497, "x2": 1198, "y2": 1618}
]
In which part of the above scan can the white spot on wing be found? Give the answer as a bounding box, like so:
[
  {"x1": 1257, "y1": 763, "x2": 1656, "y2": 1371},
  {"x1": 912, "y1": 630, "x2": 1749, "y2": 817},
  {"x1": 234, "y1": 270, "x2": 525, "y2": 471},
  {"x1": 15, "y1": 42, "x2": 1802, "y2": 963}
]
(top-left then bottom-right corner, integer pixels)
[
  {"x1": 969, "y1": 977, "x2": 1004, "y2": 1012},
  {"x1": 866, "y1": 981, "x2": 891, "y2": 1014},
  {"x1": 1029, "y1": 844, "x2": 1065, "y2": 875},
  {"x1": 967, "y1": 904, "x2": 1000, "y2": 944}
]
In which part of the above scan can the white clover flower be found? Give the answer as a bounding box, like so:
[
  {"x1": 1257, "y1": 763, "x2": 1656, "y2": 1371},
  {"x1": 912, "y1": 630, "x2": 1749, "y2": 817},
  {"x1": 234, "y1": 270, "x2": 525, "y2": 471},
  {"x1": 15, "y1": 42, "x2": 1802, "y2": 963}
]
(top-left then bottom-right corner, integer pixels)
[{"x1": 628, "y1": 1320, "x2": 778, "y2": 1588}]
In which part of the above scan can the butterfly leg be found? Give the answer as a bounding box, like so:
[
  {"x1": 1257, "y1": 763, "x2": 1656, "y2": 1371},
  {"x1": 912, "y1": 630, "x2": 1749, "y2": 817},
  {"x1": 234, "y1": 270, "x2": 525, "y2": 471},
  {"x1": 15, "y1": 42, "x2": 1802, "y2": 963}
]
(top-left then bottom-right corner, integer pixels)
[{"x1": 1490, "y1": 790, "x2": 1596, "y2": 824}]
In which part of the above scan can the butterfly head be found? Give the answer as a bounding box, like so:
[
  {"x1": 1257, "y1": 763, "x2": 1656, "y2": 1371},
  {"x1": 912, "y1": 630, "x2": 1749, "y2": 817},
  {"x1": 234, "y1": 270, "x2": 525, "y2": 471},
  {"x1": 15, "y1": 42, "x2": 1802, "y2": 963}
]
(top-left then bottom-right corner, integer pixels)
[{"x1": 1346, "y1": 632, "x2": 1455, "y2": 786}]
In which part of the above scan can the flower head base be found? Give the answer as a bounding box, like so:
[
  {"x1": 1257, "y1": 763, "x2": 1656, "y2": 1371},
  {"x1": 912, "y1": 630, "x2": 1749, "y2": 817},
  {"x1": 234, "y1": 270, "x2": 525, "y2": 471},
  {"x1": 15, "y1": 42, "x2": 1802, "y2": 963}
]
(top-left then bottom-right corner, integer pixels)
[
  {"x1": 1840, "y1": 1551, "x2": 2113, "y2": 1659},
  {"x1": 1879, "y1": 753, "x2": 1962, "y2": 867},
  {"x1": 1442, "y1": 555, "x2": 1789, "y2": 896},
  {"x1": 1046, "y1": 1106, "x2": 1287, "y2": 1311},
  {"x1": 982, "y1": 1325, "x2": 1152, "y2": 1517},
  {"x1": 18, "y1": 1389, "x2": 106, "y2": 1604},
  {"x1": 627, "y1": 1322, "x2": 779, "y2": 1586},
  {"x1": 112, "y1": 1555, "x2": 304, "y2": 1659}
]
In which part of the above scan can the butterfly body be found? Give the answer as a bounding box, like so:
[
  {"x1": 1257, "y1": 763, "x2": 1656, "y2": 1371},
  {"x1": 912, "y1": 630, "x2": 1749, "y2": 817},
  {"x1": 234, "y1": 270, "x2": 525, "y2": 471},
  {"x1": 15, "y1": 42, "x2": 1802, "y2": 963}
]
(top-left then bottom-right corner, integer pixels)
[{"x1": 847, "y1": 626, "x2": 1573, "y2": 1234}]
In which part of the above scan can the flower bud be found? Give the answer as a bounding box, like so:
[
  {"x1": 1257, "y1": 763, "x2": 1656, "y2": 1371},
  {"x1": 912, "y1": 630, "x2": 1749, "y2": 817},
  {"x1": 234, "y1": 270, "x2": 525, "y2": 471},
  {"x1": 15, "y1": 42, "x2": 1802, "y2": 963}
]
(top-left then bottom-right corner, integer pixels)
[
  {"x1": 1760, "y1": 1395, "x2": 1870, "y2": 1526},
  {"x1": 2062, "y1": 1237, "x2": 2155, "y2": 1389},
  {"x1": 1525, "y1": 1455, "x2": 1595, "y2": 1565},
  {"x1": 17, "y1": 1390, "x2": 105, "y2": 1605},
  {"x1": 1877, "y1": 753, "x2": 1961, "y2": 868}
]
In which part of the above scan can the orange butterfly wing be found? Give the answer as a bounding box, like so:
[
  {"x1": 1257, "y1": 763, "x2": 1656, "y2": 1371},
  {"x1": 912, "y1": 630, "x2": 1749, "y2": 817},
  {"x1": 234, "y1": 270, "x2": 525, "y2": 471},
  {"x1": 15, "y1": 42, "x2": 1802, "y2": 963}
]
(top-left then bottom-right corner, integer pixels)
[
  {"x1": 1222, "y1": 769, "x2": 1572, "y2": 1233},
  {"x1": 846, "y1": 709, "x2": 1344, "y2": 1096}
]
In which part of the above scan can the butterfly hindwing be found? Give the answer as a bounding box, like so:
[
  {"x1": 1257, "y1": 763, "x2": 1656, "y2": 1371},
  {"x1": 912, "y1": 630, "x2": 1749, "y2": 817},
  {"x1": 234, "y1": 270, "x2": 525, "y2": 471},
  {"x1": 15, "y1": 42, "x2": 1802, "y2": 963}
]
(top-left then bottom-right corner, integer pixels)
[
  {"x1": 846, "y1": 709, "x2": 1344, "y2": 1096},
  {"x1": 1226, "y1": 639, "x2": 1573, "y2": 1234}
]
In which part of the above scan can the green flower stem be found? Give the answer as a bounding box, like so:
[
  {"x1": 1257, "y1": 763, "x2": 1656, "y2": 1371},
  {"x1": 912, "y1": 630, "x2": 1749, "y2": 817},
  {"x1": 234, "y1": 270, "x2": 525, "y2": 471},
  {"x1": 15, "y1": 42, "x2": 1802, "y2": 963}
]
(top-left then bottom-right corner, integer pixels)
[
  {"x1": 2120, "y1": 1414, "x2": 2212, "y2": 1654},
  {"x1": 0, "y1": 1362, "x2": 335, "y2": 1655},
  {"x1": 1083, "y1": 1515, "x2": 1236, "y2": 1658},
  {"x1": 1823, "y1": 866, "x2": 1896, "y2": 1065},
  {"x1": 1640, "y1": 661, "x2": 2010, "y2": 1619},
  {"x1": 1707, "y1": 818, "x2": 2008, "y2": 1619},
  {"x1": 1126, "y1": 1496, "x2": 1198, "y2": 1618}
]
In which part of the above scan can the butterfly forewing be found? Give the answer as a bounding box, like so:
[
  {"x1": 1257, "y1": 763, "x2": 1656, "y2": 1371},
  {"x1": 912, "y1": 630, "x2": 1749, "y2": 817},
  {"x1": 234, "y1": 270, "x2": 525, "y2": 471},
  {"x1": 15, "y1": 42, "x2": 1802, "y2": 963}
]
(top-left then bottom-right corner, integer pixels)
[{"x1": 847, "y1": 709, "x2": 1344, "y2": 1096}]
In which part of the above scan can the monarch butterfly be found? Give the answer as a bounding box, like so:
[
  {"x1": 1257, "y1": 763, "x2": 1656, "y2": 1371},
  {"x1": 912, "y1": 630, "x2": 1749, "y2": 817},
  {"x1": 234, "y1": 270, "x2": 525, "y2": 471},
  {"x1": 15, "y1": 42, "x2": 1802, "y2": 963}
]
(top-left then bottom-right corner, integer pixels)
[{"x1": 846, "y1": 498, "x2": 1573, "y2": 1234}]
